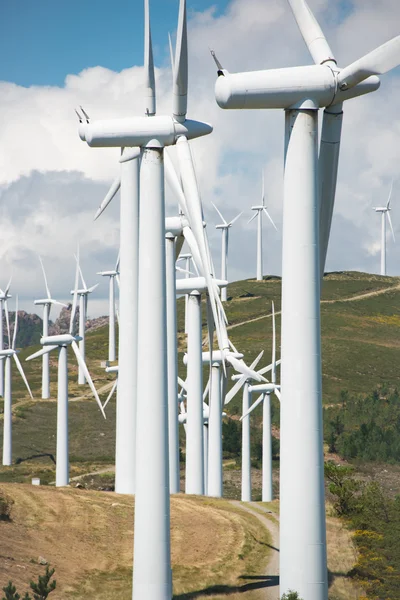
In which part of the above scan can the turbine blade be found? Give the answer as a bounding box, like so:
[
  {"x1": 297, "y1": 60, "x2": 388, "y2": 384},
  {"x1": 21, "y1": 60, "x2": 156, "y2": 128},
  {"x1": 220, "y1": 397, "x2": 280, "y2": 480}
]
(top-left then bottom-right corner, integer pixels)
[
  {"x1": 387, "y1": 211, "x2": 396, "y2": 242},
  {"x1": 240, "y1": 393, "x2": 264, "y2": 421},
  {"x1": 203, "y1": 377, "x2": 210, "y2": 401},
  {"x1": 119, "y1": 147, "x2": 141, "y2": 163},
  {"x1": 75, "y1": 253, "x2": 87, "y2": 290},
  {"x1": 88, "y1": 283, "x2": 99, "y2": 293},
  {"x1": 173, "y1": 0, "x2": 188, "y2": 122},
  {"x1": 39, "y1": 256, "x2": 51, "y2": 299},
  {"x1": 5, "y1": 276, "x2": 12, "y2": 296},
  {"x1": 4, "y1": 300, "x2": 10, "y2": 348},
  {"x1": 94, "y1": 175, "x2": 121, "y2": 221},
  {"x1": 71, "y1": 340, "x2": 106, "y2": 419},
  {"x1": 12, "y1": 296, "x2": 18, "y2": 350},
  {"x1": 228, "y1": 211, "x2": 243, "y2": 226},
  {"x1": 164, "y1": 151, "x2": 189, "y2": 216},
  {"x1": 168, "y1": 32, "x2": 175, "y2": 76},
  {"x1": 387, "y1": 180, "x2": 394, "y2": 209},
  {"x1": 288, "y1": 0, "x2": 336, "y2": 65},
  {"x1": 261, "y1": 171, "x2": 265, "y2": 207},
  {"x1": 263, "y1": 207, "x2": 278, "y2": 231},
  {"x1": 182, "y1": 226, "x2": 204, "y2": 276},
  {"x1": 103, "y1": 378, "x2": 118, "y2": 410},
  {"x1": 70, "y1": 249, "x2": 80, "y2": 335},
  {"x1": 115, "y1": 251, "x2": 120, "y2": 272},
  {"x1": 26, "y1": 345, "x2": 57, "y2": 361},
  {"x1": 178, "y1": 376, "x2": 187, "y2": 392},
  {"x1": 274, "y1": 387, "x2": 281, "y2": 401},
  {"x1": 144, "y1": 0, "x2": 156, "y2": 115},
  {"x1": 247, "y1": 211, "x2": 258, "y2": 225},
  {"x1": 51, "y1": 300, "x2": 69, "y2": 308},
  {"x1": 338, "y1": 35, "x2": 400, "y2": 90},
  {"x1": 13, "y1": 353, "x2": 33, "y2": 399},
  {"x1": 176, "y1": 136, "x2": 225, "y2": 355},
  {"x1": 226, "y1": 355, "x2": 264, "y2": 382},
  {"x1": 225, "y1": 350, "x2": 264, "y2": 405},
  {"x1": 258, "y1": 357, "x2": 282, "y2": 377},
  {"x1": 211, "y1": 202, "x2": 228, "y2": 225}
]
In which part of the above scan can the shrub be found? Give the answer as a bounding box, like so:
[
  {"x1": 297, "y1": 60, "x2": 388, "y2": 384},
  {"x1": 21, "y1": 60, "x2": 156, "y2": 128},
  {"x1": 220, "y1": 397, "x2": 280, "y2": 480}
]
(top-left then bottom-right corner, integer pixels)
[{"x1": 0, "y1": 490, "x2": 14, "y2": 521}]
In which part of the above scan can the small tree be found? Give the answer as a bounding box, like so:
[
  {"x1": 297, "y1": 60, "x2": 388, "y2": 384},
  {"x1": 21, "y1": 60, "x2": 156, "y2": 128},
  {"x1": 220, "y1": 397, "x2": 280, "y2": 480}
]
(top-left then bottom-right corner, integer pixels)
[
  {"x1": 324, "y1": 461, "x2": 360, "y2": 516},
  {"x1": 29, "y1": 566, "x2": 56, "y2": 600},
  {"x1": 281, "y1": 592, "x2": 303, "y2": 600}
]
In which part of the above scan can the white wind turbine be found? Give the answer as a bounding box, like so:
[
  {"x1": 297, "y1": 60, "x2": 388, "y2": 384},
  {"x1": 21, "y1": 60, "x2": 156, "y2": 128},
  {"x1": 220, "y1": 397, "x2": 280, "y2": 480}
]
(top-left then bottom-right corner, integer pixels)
[
  {"x1": 1, "y1": 297, "x2": 33, "y2": 466},
  {"x1": 373, "y1": 182, "x2": 395, "y2": 276},
  {"x1": 248, "y1": 174, "x2": 277, "y2": 281},
  {"x1": 212, "y1": 203, "x2": 242, "y2": 301},
  {"x1": 27, "y1": 261, "x2": 105, "y2": 487},
  {"x1": 0, "y1": 278, "x2": 12, "y2": 397},
  {"x1": 240, "y1": 303, "x2": 280, "y2": 502},
  {"x1": 76, "y1": 1, "x2": 225, "y2": 597},
  {"x1": 34, "y1": 257, "x2": 68, "y2": 399},
  {"x1": 72, "y1": 255, "x2": 98, "y2": 385},
  {"x1": 97, "y1": 253, "x2": 120, "y2": 362},
  {"x1": 212, "y1": 0, "x2": 400, "y2": 597}
]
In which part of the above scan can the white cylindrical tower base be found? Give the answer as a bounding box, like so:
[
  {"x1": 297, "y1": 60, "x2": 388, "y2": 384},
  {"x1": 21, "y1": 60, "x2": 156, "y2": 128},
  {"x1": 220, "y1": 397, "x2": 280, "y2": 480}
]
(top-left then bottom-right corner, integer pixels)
[
  {"x1": 280, "y1": 108, "x2": 327, "y2": 600},
  {"x1": 185, "y1": 292, "x2": 204, "y2": 496},
  {"x1": 108, "y1": 276, "x2": 116, "y2": 362},
  {"x1": 381, "y1": 212, "x2": 386, "y2": 276},
  {"x1": 42, "y1": 304, "x2": 50, "y2": 399},
  {"x1": 132, "y1": 147, "x2": 171, "y2": 600},
  {"x1": 241, "y1": 382, "x2": 251, "y2": 502},
  {"x1": 78, "y1": 294, "x2": 86, "y2": 385},
  {"x1": 2, "y1": 357, "x2": 12, "y2": 466},
  {"x1": 56, "y1": 345, "x2": 69, "y2": 487},
  {"x1": 115, "y1": 157, "x2": 140, "y2": 495},
  {"x1": 166, "y1": 234, "x2": 180, "y2": 494},
  {"x1": 262, "y1": 394, "x2": 273, "y2": 502},
  {"x1": 207, "y1": 363, "x2": 223, "y2": 498}
]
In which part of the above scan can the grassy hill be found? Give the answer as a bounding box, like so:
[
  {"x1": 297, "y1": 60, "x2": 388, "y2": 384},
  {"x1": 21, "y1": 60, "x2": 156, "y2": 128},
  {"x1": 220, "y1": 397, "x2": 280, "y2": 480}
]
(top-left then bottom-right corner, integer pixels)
[
  {"x1": 1, "y1": 271, "x2": 400, "y2": 485},
  {"x1": 0, "y1": 484, "x2": 357, "y2": 599}
]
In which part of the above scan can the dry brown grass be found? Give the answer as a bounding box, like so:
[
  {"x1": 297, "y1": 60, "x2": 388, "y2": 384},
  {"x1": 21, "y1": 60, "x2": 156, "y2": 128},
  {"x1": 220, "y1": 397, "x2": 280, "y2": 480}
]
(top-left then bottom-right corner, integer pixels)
[{"x1": 0, "y1": 484, "x2": 272, "y2": 599}]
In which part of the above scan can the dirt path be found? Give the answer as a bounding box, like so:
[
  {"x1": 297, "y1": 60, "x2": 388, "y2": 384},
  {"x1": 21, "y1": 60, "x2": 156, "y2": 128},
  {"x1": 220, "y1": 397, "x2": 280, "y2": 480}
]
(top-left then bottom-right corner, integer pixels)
[
  {"x1": 227, "y1": 282, "x2": 400, "y2": 332},
  {"x1": 230, "y1": 501, "x2": 279, "y2": 600}
]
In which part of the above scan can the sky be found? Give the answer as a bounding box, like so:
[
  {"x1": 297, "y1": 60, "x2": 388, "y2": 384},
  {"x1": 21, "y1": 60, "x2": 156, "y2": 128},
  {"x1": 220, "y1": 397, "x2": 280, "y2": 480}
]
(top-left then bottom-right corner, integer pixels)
[{"x1": 0, "y1": 0, "x2": 400, "y2": 318}]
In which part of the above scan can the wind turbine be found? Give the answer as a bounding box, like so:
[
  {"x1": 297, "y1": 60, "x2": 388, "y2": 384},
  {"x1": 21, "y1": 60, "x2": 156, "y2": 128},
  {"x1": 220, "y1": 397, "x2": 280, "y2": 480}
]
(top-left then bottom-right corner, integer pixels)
[
  {"x1": 212, "y1": 203, "x2": 242, "y2": 301},
  {"x1": 240, "y1": 303, "x2": 281, "y2": 502},
  {"x1": 373, "y1": 182, "x2": 395, "y2": 275},
  {"x1": 72, "y1": 255, "x2": 98, "y2": 385},
  {"x1": 97, "y1": 253, "x2": 120, "y2": 362},
  {"x1": 212, "y1": 0, "x2": 400, "y2": 597},
  {"x1": 34, "y1": 257, "x2": 68, "y2": 399},
  {"x1": 248, "y1": 174, "x2": 277, "y2": 281},
  {"x1": 27, "y1": 261, "x2": 105, "y2": 487},
  {"x1": 0, "y1": 278, "x2": 12, "y2": 397},
  {"x1": 1, "y1": 297, "x2": 33, "y2": 466}
]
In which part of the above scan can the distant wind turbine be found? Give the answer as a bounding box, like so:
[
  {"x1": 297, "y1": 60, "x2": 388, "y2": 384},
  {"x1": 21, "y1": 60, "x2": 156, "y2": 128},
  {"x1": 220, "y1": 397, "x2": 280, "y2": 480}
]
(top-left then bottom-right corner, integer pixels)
[
  {"x1": 27, "y1": 259, "x2": 105, "y2": 487},
  {"x1": 373, "y1": 182, "x2": 395, "y2": 275},
  {"x1": 0, "y1": 278, "x2": 12, "y2": 397},
  {"x1": 212, "y1": 202, "x2": 242, "y2": 301},
  {"x1": 34, "y1": 257, "x2": 68, "y2": 399},
  {"x1": 97, "y1": 253, "x2": 120, "y2": 362},
  {"x1": 1, "y1": 297, "x2": 33, "y2": 466},
  {"x1": 248, "y1": 173, "x2": 277, "y2": 281}
]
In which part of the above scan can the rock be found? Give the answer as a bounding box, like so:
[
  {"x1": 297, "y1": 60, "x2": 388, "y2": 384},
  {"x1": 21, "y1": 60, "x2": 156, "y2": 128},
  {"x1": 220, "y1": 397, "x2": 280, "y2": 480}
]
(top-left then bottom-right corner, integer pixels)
[
  {"x1": 75, "y1": 482, "x2": 84, "y2": 489},
  {"x1": 38, "y1": 556, "x2": 48, "y2": 565}
]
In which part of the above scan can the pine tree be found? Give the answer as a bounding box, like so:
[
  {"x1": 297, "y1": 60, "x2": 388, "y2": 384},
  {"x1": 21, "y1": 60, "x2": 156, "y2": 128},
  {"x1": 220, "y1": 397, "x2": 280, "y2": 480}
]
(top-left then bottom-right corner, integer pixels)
[
  {"x1": 2, "y1": 582, "x2": 21, "y2": 600},
  {"x1": 29, "y1": 566, "x2": 56, "y2": 600}
]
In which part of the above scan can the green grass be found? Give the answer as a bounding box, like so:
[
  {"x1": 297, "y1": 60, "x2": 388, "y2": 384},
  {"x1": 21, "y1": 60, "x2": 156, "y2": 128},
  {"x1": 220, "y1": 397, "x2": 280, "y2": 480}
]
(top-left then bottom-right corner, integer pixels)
[{"x1": 1, "y1": 270, "x2": 400, "y2": 477}]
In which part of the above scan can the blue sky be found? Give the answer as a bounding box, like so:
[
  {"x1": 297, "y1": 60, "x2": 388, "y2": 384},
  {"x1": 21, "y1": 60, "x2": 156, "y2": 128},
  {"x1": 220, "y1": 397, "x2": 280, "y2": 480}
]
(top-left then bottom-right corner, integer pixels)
[{"x1": 0, "y1": 0, "x2": 229, "y2": 87}]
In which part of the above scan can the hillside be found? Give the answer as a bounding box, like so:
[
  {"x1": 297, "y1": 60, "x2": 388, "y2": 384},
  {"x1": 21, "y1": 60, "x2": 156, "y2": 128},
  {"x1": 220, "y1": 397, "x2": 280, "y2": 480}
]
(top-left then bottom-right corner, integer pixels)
[
  {"x1": 1, "y1": 271, "x2": 400, "y2": 485},
  {"x1": 0, "y1": 484, "x2": 357, "y2": 599}
]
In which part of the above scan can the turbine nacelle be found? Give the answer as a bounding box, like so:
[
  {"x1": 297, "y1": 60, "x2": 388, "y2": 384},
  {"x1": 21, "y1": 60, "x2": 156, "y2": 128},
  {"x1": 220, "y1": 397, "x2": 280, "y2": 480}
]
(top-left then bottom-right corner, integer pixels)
[
  {"x1": 41, "y1": 334, "x2": 82, "y2": 346},
  {"x1": 165, "y1": 215, "x2": 189, "y2": 237},
  {"x1": 0, "y1": 349, "x2": 19, "y2": 358},
  {"x1": 183, "y1": 350, "x2": 243, "y2": 365},
  {"x1": 215, "y1": 65, "x2": 380, "y2": 110},
  {"x1": 79, "y1": 116, "x2": 213, "y2": 148},
  {"x1": 97, "y1": 270, "x2": 119, "y2": 277},
  {"x1": 34, "y1": 298, "x2": 68, "y2": 306},
  {"x1": 69, "y1": 286, "x2": 98, "y2": 295},
  {"x1": 176, "y1": 276, "x2": 228, "y2": 295},
  {"x1": 374, "y1": 207, "x2": 390, "y2": 212}
]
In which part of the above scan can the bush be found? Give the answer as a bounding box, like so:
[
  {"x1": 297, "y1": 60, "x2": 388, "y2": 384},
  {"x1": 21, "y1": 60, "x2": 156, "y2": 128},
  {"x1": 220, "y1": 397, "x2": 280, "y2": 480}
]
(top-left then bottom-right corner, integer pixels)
[
  {"x1": 2, "y1": 566, "x2": 56, "y2": 600},
  {"x1": 0, "y1": 490, "x2": 14, "y2": 521},
  {"x1": 281, "y1": 592, "x2": 303, "y2": 600}
]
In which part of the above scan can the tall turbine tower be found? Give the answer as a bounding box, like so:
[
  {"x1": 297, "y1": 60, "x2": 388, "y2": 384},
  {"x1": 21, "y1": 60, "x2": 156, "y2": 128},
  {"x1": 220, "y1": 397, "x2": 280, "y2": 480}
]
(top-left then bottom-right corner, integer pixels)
[
  {"x1": 0, "y1": 279, "x2": 12, "y2": 397},
  {"x1": 373, "y1": 182, "x2": 395, "y2": 275},
  {"x1": 248, "y1": 173, "x2": 277, "y2": 281},
  {"x1": 97, "y1": 253, "x2": 120, "y2": 362},
  {"x1": 212, "y1": 203, "x2": 242, "y2": 301},
  {"x1": 34, "y1": 257, "x2": 67, "y2": 399},
  {"x1": 212, "y1": 0, "x2": 400, "y2": 597}
]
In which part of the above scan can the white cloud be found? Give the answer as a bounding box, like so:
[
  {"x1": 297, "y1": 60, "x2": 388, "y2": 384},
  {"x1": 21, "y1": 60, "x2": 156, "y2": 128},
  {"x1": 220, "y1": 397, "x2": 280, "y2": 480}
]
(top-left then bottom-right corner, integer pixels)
[{"x1": 0, "y1": 0, "x2": 400, "y2": 318}]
